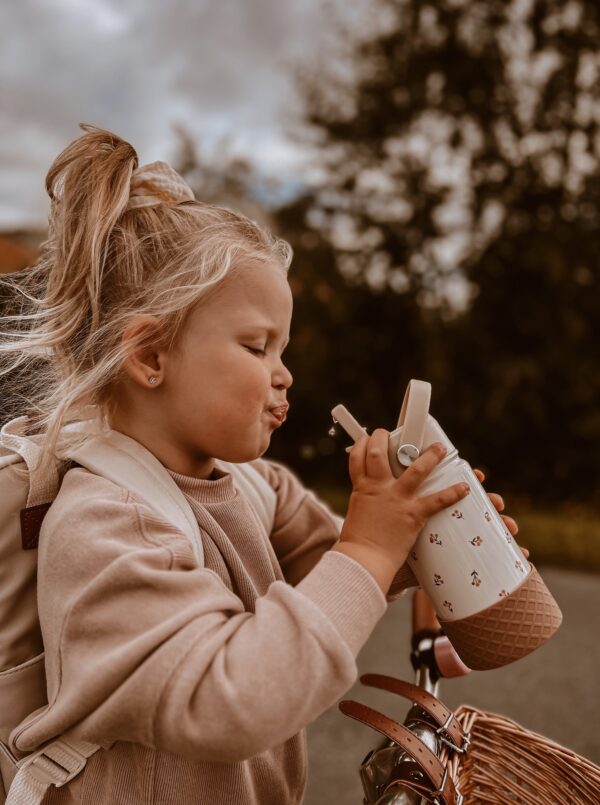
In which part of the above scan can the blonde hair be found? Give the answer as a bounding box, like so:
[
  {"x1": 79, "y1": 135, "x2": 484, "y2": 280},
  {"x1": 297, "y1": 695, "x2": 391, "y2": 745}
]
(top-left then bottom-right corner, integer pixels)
[{"x1": 0, "y1": 123, "x2": 293, "y2": 474}]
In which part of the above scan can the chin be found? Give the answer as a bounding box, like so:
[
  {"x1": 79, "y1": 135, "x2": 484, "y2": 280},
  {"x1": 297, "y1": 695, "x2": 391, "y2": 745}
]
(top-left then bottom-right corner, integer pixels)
[{"x1": 218, "y1": 441, "x2": 270, "y2": 465}]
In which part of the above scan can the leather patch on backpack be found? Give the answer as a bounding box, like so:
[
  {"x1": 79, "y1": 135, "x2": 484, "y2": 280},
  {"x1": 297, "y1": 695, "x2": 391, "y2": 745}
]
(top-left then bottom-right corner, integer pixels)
[{"x1": 21, "y1": 503, "x2": 52, "y2": 550}]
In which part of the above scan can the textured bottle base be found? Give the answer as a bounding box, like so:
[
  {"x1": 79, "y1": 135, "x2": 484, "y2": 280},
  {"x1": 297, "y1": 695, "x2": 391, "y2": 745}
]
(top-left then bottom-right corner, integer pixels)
[{"x1": 438, "y1": 564, "x2": 562, "y2": 670}]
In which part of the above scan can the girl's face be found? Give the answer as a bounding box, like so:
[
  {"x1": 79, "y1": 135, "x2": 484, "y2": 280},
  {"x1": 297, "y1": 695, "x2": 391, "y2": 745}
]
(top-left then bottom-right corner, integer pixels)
[{"x1": 144, "y1": 262, "x2": 294, "y2": 478}]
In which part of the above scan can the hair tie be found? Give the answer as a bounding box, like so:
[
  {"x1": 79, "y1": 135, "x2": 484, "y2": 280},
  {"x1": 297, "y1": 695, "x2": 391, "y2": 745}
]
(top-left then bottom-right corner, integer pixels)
[{"x1": 125, "y1": 160, "x2": 195, "y2": 211}]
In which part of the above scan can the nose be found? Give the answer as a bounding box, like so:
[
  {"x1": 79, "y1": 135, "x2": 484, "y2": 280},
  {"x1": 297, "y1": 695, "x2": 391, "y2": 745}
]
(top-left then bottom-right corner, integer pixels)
[{"x1": 273, "y1": 358, "x2": 293, "y2": 390}]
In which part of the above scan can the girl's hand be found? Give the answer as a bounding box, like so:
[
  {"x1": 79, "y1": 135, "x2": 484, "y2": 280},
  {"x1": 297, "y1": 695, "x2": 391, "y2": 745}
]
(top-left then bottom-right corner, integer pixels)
[
  {"x1": 472, "y1": 468, "x2": 529, "y2": 558},
  {"x1": 335, "y1": 434, "x2": 471, "y2": 593}
]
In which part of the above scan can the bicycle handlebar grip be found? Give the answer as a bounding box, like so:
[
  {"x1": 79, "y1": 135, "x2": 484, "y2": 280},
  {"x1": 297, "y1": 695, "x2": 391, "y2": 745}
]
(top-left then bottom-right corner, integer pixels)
[{"x1": 433, "y1": 635, "x2": 471, "y2": 678}]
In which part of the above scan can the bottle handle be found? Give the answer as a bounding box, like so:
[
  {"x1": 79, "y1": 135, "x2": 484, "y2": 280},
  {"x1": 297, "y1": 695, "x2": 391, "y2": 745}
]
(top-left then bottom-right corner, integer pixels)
[{"x1": 392, "y1": 379, "x2": 431, "y2": 467}]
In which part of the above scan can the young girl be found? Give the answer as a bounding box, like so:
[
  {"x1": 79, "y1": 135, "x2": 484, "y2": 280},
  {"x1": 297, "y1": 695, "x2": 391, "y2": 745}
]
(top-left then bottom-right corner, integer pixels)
[{"x1": 0, "y1": 124, "x2": 519, "y2": 804}]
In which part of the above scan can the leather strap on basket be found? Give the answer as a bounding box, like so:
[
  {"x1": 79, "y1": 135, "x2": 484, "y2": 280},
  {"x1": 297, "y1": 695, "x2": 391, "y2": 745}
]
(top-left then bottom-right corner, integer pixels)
[
  {"x1": 339, "y1": 700, "x2": 458, "y2": 805},
  {"x1": 360, "y1": 674, "x2": 468, "y2": 753}
]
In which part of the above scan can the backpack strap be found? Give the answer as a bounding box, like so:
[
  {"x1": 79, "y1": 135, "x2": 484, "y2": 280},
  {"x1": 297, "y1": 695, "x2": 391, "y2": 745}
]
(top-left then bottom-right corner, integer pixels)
[
  {"x1": 63, "y1": 425, "x2": 205, "y2": 567},
  {"x1": 0, "y1": 417, "x2": 60, "y2": 508},
  {"x1": 5, "y1": 733, "x2": 101, "y2": 805}
]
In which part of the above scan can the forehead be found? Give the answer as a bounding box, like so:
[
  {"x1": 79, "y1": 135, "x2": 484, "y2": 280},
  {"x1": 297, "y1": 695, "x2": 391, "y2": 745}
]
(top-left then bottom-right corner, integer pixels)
[{"x1": 193, "y1": 263, "x2": 293, "y2": 334}]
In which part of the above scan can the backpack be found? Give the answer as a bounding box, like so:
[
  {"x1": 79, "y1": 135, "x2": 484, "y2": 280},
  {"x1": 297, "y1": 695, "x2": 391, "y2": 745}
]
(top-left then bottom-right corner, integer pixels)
[{"x1": 0, "y1": 411, "x2": 277, "y2": 805}]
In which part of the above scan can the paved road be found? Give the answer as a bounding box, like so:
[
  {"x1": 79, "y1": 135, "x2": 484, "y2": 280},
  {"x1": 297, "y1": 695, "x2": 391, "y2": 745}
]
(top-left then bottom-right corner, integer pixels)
[{"x1": 303, "y1": 567, "x2": 600, "y2": 804}]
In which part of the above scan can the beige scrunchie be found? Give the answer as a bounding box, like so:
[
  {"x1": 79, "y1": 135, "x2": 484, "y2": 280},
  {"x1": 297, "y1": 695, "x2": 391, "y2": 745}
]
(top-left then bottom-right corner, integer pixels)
[{"x1": 125, "y1": 160, "x2": 195, "y2": 211}]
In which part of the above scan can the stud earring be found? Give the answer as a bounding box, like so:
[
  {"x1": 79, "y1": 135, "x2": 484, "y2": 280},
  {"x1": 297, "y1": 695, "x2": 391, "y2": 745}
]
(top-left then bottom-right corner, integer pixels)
[{"x1": 148, "y1": 376, "x2": 158, "y2": 385}]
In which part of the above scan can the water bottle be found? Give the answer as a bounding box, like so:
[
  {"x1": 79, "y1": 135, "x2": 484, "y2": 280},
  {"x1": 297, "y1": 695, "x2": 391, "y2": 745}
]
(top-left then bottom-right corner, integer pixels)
[{"x1": 331, "y1": 379, "x2": 562, "y2": 670}]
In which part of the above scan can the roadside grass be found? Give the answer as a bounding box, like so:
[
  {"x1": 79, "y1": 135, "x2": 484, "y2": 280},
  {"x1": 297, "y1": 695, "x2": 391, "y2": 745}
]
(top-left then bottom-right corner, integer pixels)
[{"x1": 312, "y1": 485, "x2": 600, "y2": 574}]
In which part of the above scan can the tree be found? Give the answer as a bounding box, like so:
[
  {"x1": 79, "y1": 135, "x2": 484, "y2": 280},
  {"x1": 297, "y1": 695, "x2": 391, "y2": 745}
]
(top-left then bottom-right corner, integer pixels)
[{"x1": 275, "y1": 0, "x2": 600, "y2": 506}]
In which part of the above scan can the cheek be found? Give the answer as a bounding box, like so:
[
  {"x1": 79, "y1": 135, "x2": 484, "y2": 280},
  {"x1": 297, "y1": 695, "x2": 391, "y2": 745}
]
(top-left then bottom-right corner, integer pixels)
[
  {"x1": 178, "y1": 347, "x2": 270, "y2": 404},
  {"x1": 222, "y1": 352, "x2": 270, "y2": 398}
]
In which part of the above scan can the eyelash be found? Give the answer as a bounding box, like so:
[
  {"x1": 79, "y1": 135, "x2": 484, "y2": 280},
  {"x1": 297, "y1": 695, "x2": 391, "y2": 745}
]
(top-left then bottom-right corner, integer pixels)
[{"x1": 245, "y1": 346, "x2": 267, "y2": 357}]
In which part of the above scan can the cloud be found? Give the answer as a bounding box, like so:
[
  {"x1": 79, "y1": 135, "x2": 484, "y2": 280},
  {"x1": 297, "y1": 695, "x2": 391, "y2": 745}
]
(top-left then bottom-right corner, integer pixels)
[{"x1": 0, "y1": 0, "x2": 341, "y2": 227}]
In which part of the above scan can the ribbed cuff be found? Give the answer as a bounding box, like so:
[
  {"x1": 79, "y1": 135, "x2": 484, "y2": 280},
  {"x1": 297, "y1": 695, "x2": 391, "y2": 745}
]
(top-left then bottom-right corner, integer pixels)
[{"x1": 295, "y1": 550, "x2": 388, "y2": 656}]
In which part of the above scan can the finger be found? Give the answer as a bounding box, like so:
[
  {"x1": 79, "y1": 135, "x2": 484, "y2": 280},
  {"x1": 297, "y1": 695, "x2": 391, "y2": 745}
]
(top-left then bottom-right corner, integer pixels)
[
  {"x1": 418, "y1": 481, "x2": 471, "y2": 519},
  {"x1": 473, "y1": 468, "x2": 485, "y2": 482},
  {"x1": 501, "y1": 514, "x2": 519, "y2": 535},
  {"x1": 365, "y1": 428, "x2": 393, "y2": 479},
  {"x1": 488, "y1": 492, "x2": 505, "y2": 512},
  {"x1": 347, "y1": 434, "x2": 370, "y2": 485},
  {"x1": 520, "y1": 546, "x2": 530, "y2": 558},
  {"x1": 399, "y1": 443, "x2": 449, "y2": 494}
]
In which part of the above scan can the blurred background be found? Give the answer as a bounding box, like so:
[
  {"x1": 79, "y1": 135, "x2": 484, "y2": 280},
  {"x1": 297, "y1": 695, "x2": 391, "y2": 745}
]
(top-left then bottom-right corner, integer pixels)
[{"x1": 2, "y1": 0, "x2": 599, "y2": 795}]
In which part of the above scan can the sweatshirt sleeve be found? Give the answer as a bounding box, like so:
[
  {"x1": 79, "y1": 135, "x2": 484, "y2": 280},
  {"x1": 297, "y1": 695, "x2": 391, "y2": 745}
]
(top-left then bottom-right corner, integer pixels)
[
  {"x1": 249, "y1": 456, "x2": 344, "y2": 585},
  {"x1": 11, "y1": 469, "x2": 387, "y2": 764},
  {"x1": 250, "y1": 456, "x2": 412, "y2": 600}
]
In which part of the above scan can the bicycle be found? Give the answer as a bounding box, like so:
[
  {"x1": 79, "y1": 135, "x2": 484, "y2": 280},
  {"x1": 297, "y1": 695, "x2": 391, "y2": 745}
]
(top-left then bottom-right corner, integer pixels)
[{"x1": 339, "y1": 587, "x2": 600, "y2": 804}]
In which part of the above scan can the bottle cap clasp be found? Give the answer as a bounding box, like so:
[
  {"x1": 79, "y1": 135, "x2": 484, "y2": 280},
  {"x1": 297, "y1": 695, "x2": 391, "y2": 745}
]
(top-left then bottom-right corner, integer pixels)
[{"x1": 397, "y1": 443, "x2": 420, "y2": 467}]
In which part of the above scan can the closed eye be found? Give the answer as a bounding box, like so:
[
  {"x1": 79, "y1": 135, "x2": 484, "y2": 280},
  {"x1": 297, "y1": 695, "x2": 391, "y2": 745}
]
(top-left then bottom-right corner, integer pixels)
[{"x1": 244, "y1": 346, "x2": 267, "y2": 356}]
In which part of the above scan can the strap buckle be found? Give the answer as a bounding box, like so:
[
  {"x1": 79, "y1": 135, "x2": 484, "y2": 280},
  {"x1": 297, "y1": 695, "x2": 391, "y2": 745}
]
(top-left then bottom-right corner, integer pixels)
[
  {"x1": 435, "y1": 713, "x2": 471, "y2": 755},
  {"x1": 19, "y1": 739, "x2": 88, "y2": 788}
]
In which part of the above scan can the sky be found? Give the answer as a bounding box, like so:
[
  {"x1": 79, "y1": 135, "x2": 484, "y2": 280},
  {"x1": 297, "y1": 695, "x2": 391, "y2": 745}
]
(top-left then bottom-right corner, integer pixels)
[{"x1": 0, "y1": 0, "x2": 359, "y2": 229}]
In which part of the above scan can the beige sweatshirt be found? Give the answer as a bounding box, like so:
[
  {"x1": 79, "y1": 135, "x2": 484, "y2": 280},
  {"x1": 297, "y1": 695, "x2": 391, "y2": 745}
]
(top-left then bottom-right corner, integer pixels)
[{"x1": 10, "y1": 455, "x2": 399, "y2": 804}]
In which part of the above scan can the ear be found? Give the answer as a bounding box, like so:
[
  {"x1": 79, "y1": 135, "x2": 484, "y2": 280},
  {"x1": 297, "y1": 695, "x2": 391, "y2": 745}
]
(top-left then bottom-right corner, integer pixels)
[{"x1": 120, "y1": 315, "x2": 167, "y2": 388}]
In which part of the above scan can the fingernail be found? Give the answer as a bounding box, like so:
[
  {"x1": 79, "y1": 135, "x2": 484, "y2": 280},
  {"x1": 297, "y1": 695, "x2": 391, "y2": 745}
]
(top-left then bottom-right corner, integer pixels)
[{"x1": 462, "y1": 484, "x2": 470, "y2": 494}]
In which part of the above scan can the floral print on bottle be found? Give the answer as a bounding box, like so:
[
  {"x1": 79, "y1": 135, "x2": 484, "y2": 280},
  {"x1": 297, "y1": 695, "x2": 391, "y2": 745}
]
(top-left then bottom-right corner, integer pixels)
[{"x1": 411, "y1": 474, "x2": 527, "y2": 621}]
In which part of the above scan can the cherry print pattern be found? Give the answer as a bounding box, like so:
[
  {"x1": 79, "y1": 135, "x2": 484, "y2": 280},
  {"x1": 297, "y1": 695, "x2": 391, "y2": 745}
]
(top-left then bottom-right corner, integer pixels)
[{"x1": 414, "y1": 492, "x2": 521, "y2": 614}]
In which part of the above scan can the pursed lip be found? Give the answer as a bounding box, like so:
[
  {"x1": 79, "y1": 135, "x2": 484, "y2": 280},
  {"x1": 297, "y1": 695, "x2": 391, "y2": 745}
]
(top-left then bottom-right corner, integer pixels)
[{"x1": 267, "y1": 402, "x2": 289, "y2": 423}]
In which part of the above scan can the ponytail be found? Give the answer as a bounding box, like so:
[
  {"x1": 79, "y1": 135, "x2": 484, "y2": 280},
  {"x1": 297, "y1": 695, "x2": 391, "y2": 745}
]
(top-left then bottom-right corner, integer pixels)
[{"x1": 44, "y1": 124, "x2": 138, "y2": 343}]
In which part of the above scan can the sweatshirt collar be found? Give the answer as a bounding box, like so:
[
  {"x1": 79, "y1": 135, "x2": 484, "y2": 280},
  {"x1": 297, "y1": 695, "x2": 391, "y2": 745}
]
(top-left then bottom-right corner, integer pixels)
[{"x1": 166, "y1": 464, "x2": 236, "y2": 504}]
